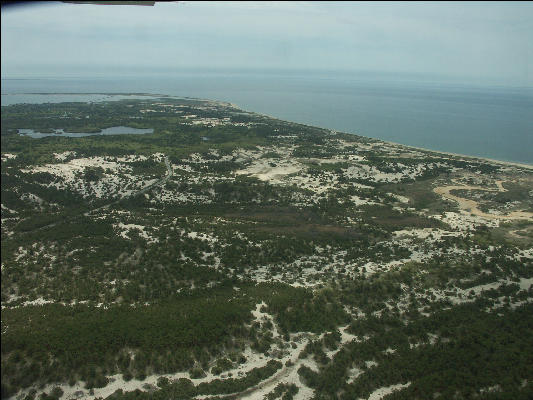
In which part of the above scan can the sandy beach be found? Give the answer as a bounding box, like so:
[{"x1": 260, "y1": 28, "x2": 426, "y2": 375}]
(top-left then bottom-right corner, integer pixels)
[{"x1": 378, "y1": 139, "x2": 533, "y2": 170}]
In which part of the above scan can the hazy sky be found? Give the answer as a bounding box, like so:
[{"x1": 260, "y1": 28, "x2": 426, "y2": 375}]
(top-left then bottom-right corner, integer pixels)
[{"x1": 2, "y1": 1, "x2": 532, "y2": 86}]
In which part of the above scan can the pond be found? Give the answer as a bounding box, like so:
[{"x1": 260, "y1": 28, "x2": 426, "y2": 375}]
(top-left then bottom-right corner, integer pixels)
[{"x1": 18, "y1": 126, "x2": 154, "y2": 138}]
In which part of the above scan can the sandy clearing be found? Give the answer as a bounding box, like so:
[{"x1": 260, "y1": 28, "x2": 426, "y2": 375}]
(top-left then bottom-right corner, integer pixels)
[
  {"x1": 1, "y1": 204, "x2": 18, "y2": 214},
  {"x1": 516, "y1": 248, "x2": 533, "y2": 260},
  {"x1": 346, "y1": 367, "x2": 364, "y2": 384},
  {"x1": 339, "y1": 325, "x2": 357, "y2": 345},
  {"x1": 1, "y1": 153, "x2": 17, "y2": 161},
  {"x1": 21, "y1": 297, "x2": 55, "y2": 306},
  {"x1": 115, "y1": 155, "x2": 149, "y2": 163},
  {"x1": 389, "y1": 193, "x2": 410, "y2": 204},
  {"x1": 21, "y1": 193, "x2": 44, "y2": 205},
  {"x1": 114, "y1": 223, "x2": 158, "y2": 244},
  {"x1": 431, "y1": 211, "x2": 501, "y2": 231},
  {"x1": 197, "y1": 304, "x2": 319, "y2": 400},
  {"x1": 423, "y1": 277, "x2": 533, "y2": 307},
  {"x1": 54, "y1": 151, "x2": 77, "y2": 161},
  {"x1": 344, "y1": 165, "x2": 405, "y2": 183},
  {"x1": 20, "y1": 154, "x2": 171, "y2": 202},
  {"x1": 364, "y1": 382, "x2": 411, "y2": 400},
  {"x1": 186, "y1": 231, "x2": 219, "y2": 243},
  {"x1": 495, "y1": 180, "x2": 507, "y2": 192},
  {"x1": 508, "y1": 229, "x2": 527, "y2": 240},
  {"x1": 350, "y1": 195, "x2": 379, "y2": 206},
  {"x1": 287, "y1": 174, "x2": 340, "y2": 195},
  {"x1": 393, "y1": 228, "x2": 454, "y2": 240},
  {"x1": 22, "y1": 157, "x2": 125, "y2": 180},
  {"x1": 235, "y1": 159, "x2": 303, "y2": 184},
  {"x1": 236, "y1": 342, "x2": 316, "y2": 400},
  {"x1": 434, "y1": 184, "x2": 533, "y2": 221}
]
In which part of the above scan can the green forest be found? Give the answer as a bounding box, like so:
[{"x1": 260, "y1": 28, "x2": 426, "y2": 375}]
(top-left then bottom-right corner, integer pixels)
[{"x1": 2, "y1": 97, "x2": 532, "y2": 400}]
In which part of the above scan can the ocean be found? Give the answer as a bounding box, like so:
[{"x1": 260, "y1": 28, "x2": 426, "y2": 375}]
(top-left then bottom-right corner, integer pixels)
[{"x1": 2, "y1": 71, "x2": 532, "y2": 164}]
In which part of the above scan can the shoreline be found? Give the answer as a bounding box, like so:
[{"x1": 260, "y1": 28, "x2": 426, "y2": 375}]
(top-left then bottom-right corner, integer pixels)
[
  {"x1": 2, "y1": 92, "x2": 531, "y2": 170},
  {"x1": 229, "y1": 101, "x2": 533, "y2": 170},
  {"x1": 379, "y1": 139, "x2": 533, "y2": 170}
]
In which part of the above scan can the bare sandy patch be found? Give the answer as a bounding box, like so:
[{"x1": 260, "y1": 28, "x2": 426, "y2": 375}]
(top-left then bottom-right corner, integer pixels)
[
  {"x1": 434, "y1": 184, "x2": 533, "y2": 221},
  {"x1": 365, "y1": 382, "x2": 411, "y2": 400},
  {"x1": 235, "y1": 159, "x2": 303, "y2": 184}
]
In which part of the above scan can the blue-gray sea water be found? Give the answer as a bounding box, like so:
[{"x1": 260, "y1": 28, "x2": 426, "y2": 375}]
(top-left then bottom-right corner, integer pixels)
[{"x1": 2, "y1": 71, "x2": 532, "y2": 164}]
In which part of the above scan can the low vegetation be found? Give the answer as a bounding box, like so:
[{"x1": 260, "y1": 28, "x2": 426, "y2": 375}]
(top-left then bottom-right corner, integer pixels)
[{"x1": 1, "y1": 97, "x2": 532, "y2": 400}]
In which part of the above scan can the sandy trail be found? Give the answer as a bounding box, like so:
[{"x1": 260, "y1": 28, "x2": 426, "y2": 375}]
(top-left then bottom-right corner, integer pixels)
[
  {"x1": 495, "y1": 180, "x2": 507, "y2": 192},
  {"x1": 197, "y1": 363, "x2": 300, "y2": 400},
  {"x1": 20, "y1": 156, "x2": 172, "y2": 234},
  {"x1": 84, "y1": 156, "x2": 173, "y2": 216},
  {"x1": 433, "y1": 181, "x2": 533, "y2": 221},
  {"x1": 508, "y1": 229, "x2": 532, "y2": 240}
]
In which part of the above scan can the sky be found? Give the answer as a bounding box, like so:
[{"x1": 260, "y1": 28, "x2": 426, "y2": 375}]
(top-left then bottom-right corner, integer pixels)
[{"x1": 1, "y1": 1, "x2": 532, "y2": 86}]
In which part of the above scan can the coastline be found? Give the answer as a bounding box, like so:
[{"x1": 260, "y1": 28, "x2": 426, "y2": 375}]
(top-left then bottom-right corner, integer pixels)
[
  {"x1": 2, "y1": 92, "x2": 531, "y2": 170},
  {"x1": 379, "y1": 139, "x2": 533, "y2": 170},
  {"x1": 228, "y1": 100, "x2": 533, "y2": 170}
]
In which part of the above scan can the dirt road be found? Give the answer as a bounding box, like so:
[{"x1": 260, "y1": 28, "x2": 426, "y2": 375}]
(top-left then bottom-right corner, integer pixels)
[{"x1": 433, "y1": 181, "x2": 533, "y2": 221}]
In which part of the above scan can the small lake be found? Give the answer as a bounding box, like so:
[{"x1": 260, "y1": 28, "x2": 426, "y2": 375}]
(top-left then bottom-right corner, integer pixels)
[{"x1": 18, "y1": 126, "x2": 154, "y2": 138}]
